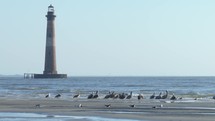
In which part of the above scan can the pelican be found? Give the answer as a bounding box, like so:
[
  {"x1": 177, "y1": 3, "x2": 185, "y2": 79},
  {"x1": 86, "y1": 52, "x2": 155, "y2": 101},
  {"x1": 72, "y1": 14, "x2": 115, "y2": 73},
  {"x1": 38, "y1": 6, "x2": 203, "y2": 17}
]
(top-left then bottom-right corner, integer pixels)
[
  {"x1": 150, "y1": 92, "x2": 155, "y2": 99},
  {"x1": 170, "y1": 93, "x2": 177, "y2": 100},
  {"x1": 104, "y1": 91, "x2": 111, "y2": 99},
  {"x1": 73, "y1": 93, "x2": 80, "y2": 98},
  {"x1": 126, "y1": 91, "x2": 132, "y2": 99},
  {"x1": 113, "y1": 94, "x2": 119, "y2": 99},
  {"x1": 87, "y1": 92, "x2": 94, "y2": 99},
  {"x1": 93, "y1": 91, "x2": 99, "y2": 99},
  {"x1": 162, "y1": 90, "x2": 168, "y2": 99},
  {"x1": 112, "y1": 92, "x2": 119, "y2": 99},
  {"x1": 55, "y1": 94, "x2": 61, "y2": 98},
  {"x1": 45, "y1": 93, "x2": 50, "y2": 98},
  {"x1": 109, "y1": 91, "x2": 116, "y2": 98},
  {"x1": 155, "y1": 92, "x2": 162, "y2": 99},
  {"x1": 137, "y1": 94, "x2": 144, "y2": 100},
  {"x1": 119, "y1": 93, "x2": 126, "y2": 99}
]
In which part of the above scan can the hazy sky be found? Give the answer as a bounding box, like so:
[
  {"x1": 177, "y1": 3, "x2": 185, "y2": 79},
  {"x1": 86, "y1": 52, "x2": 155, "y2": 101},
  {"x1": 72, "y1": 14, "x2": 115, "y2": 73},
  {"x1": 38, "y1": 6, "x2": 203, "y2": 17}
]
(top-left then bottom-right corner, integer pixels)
[{"x1": 1, "y1": 0, "x2": 215, "y2": 76}]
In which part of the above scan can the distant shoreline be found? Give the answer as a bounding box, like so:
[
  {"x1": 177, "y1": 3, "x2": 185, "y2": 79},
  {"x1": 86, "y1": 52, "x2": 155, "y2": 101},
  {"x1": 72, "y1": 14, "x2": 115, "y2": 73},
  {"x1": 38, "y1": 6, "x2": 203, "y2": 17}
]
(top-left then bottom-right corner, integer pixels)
[{"x1": 1, "y1": 75, "x2": 215, "y2": 78}]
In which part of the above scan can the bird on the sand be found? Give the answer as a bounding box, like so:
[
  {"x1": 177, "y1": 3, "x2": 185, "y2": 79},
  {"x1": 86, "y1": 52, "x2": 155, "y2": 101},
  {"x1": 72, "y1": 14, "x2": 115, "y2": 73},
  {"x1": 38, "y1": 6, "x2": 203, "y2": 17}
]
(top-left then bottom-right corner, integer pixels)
[
  {"x1": 93, "y1": 91, "x2": 99, "y2": 99},
  {"x1": 137, "y1": 94, "x2": 144, "y2": 100},
  {"x1": 88, "y1": 92, "x2": 94, "y2": 99},
  {"x1": 35, "y1": 104, "x2": 40, "y2": 108},
  {"x1": 45, "y1": 93, "x2": 50, "y2": 98},
  {"x1": 73, "y1": 93, "x2": 80, "y2": 98},
  {"x1": 105, "y1": 104, "x2": 111, "y2": 108},
  {"x1": 170, "y1": 93, "x2": 177, "y2": 100},
  {"x1": 150, "y1": 92, "x2": 155, "y2": 99},
  {"x1": 78, "y1": 104, "x2": 82, "y2": 108},
  {"x1": 152, "y1": 104, "x2": 163, "y2": 109},
  {"x1": 129, "y1": 104, "x2": 135, "y2": 108},
  {"x1": 155, "y1": 92, "x2": 162, "y2": 99},
  {"x1": 161, "y1": 90, "x2": 168, "y2": 99},
  {"x1": 55, "y1": 94, "x2": 61, "y2": 98},
  {"x1": 126, "y1": 91, "x2": 132, "y2": 99}
]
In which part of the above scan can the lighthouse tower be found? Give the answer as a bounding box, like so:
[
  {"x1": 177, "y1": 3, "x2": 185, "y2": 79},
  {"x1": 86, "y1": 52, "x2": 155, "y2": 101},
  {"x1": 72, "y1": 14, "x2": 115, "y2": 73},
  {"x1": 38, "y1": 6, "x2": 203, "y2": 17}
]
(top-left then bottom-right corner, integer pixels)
[
  {"x1": 34, "y1": 5, "x2": 67, "y2": 78},
  {"x1": 44, "y1": 5, "x2": 57, "y2": 74}
]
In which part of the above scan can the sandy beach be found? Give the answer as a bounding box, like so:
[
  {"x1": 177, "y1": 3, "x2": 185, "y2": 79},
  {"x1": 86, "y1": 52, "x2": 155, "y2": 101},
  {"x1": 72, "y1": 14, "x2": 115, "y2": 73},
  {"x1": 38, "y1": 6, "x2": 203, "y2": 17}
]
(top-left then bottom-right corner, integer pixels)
[{"x1": 0, "y1": 98, "x2": 215, "y2": 121}]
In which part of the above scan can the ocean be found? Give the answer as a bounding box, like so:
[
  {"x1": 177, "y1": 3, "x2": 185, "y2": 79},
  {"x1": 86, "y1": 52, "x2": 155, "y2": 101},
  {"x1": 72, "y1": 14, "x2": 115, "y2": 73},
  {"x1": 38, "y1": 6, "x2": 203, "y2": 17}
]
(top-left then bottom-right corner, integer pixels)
[
  {"x1": 0, "y1": 76, "x2": 215, "y2": 121},
  {"x1": 0, "y1": 76, "x2": 215, "y2": 100}
]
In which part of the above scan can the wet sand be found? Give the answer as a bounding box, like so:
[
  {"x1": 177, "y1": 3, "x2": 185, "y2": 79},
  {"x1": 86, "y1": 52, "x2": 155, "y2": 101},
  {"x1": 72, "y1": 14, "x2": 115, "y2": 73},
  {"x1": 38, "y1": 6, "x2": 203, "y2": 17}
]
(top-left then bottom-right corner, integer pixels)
[{"x1": 0, "y1": 98, "x2": 215, "y2": 121}]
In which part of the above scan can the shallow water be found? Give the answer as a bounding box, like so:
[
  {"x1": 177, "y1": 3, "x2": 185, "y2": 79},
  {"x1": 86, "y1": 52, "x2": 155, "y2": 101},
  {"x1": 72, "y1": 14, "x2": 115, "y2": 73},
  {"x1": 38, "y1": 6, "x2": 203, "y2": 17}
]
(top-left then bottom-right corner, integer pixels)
[
  {"x1": 0, "y1": 76, "x2": 215, "y2": 99},
  {"x1": 0, "y1": 112, "x2": 142, "y2": 121}
]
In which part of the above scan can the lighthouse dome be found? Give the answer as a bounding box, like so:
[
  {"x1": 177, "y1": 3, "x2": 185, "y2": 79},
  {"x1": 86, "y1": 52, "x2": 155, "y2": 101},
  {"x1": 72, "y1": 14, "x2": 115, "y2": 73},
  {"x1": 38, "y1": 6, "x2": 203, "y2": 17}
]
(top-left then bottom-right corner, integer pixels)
[{"x1": 48, "y1": 4, "x2": 54, "y2": 12}]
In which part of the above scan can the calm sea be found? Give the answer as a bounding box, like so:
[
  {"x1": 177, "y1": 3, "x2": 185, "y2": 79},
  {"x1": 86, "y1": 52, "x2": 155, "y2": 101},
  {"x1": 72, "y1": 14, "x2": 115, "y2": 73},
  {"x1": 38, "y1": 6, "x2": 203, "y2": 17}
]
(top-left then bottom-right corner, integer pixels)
[{"x1": 0, "y1": 76, "x2": 214, "y2": 99}]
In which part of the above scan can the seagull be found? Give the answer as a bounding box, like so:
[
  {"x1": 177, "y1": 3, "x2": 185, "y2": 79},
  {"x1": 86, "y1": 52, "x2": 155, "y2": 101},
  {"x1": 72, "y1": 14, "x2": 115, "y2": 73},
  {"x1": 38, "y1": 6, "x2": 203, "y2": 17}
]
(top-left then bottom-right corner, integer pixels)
[
  {"x1": 45, "y1": 93, "x2": 50, "y2": 98},
  {"x1": 160, "y1": 104, "x2": 163, "y2": 108},
  {"x1": 150, "y1": 92, "x2": 155, "y2": 99},
  {"x1": 78, "y1": 104, "x2": 82, "y2": 108},
  {"x1": 55, "y1": 94, "x2": 61, "y2": 98},
  {"x1": 73, "y1": 93, "x2": 80, "y2": 98},
  {"x1": 35, "y1": 104, "x2": 40, "y2": 108},
  {"x1": 105, "y1": 104, "x2": 111, "y2": 108},
  {"x1": 126, "y1": 91, "x2": 132, "y2": 99},
  {"x1": 152, "y1": 104, "x2": 163, "y2": 109},
  {"x1": 129, "y1": 104, "x2": 135, "y2": 108}
]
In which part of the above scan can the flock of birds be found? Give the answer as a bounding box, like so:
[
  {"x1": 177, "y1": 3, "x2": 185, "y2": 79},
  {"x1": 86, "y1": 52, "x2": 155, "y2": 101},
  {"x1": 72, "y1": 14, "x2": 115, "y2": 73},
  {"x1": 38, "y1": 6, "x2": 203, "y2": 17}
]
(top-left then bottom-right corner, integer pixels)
[
  {"x1": 35, "y1": 91, "x2": 215, "y2": 109},
  {"x1": 35, "y1": 90, "x2": 176, "y2": 109},
  {"x1": 44, "y1": 90, "x2": 179, "y2": 101}
]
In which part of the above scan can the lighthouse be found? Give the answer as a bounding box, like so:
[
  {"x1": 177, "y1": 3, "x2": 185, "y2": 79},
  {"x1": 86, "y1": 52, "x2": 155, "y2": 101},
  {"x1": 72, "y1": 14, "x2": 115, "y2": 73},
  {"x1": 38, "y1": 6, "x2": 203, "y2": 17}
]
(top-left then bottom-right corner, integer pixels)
[
  {"x1": 33, "y1": 5, "x2": 67, "y2": 78},
  {"x1": 44, "y1": 4, "x2": 57, "y2": 75}
]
